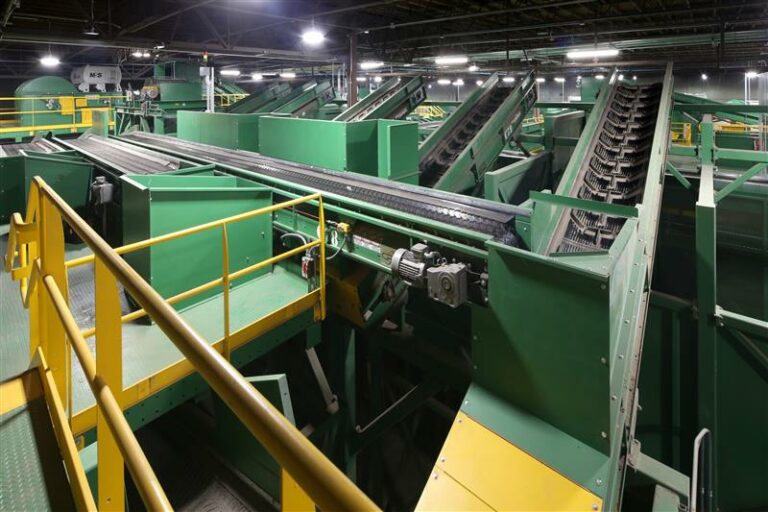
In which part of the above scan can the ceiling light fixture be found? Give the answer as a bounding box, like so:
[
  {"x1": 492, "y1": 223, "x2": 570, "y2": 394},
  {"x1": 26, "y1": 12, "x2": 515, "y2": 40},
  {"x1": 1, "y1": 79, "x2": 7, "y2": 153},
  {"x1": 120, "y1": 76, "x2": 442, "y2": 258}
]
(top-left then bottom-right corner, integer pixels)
[
  {"x1": 701, "y1": 73, "x2": 708, "y2": 81},
  {"x1": 220, "y1": 69, "x2": 241, "y2": 76},
  {"x1": 435, "y1": 55, "x2": 468, "y2": 65},
  {"x1": 745, "y1": 71, "x2": 758, "y2": 78},
  {"x1": 468, "y1": 64, "x2": 479, "y2": 72},
  {"x1": 252, "y1": 73, "x2": 263, "y2": 81},
  {"x1": 40, "y1": 55, "x2": 60, "y2": 67},
  {"x1": 356, "y1": 77, "x2": 367, "y2": 82},
  {"x1": 618, "y1": 74, "x2": 625, "y2": 81},
  {"x1": 132, "y1": 50, "x2": 143, "y2": 58},
  {"x1": 453, "y1": 79, "x2": 464, "y2": 86},
  {"x1": 566, "y1": 48, "x2": 619, "y2": 59},
  {"x1": 554, "y1": 77, "x2": 565, "y2": 83},
  {"x1": 142, "y1": 51, "x2": 151, "y2": 58},
  {"x1": 595, "y1": 74, "x2": 605, "y2": 80},
  {"x1": 437, "y1": 78, "x2": 451, "y2": 85},
  {"x1": 374, "y1": 76, "x2": 382, "y2": 83},
  {"x1": 476, "y1": 80, "x2": 483, "y2": 86},
  {"x1": 153, "y1": 42, "x2": 165, "y2": 50},
  {"x1": 502, "y1": 76, "x2": 515, "y2": 83},
  {"x1": 280, "y1": 72, "x2": 296, "y2": 79},
  {"x1": 632, "y1": 75, "x2": 637, "y2": 80},
  {"x1": 360, "y1": 60, "x2": 383, "y2": 70},
  {"x1": 536, "y1": 77, "x2": 546, "y2": 83},
  {"x1": 302, "y1": 27, "x2": 325, "y2": 46}
]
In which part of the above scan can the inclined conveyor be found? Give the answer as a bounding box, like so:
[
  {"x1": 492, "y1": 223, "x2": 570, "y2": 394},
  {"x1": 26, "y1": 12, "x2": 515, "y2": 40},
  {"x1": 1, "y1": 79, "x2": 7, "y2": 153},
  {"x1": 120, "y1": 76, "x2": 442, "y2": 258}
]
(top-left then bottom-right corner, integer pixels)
[
  {"x1": 550, "y1": 82, "x2": 664, "y2": 252},
  {"x1": 119, "y1": 131, "x2": 525, "y2": 242},
  {"x1": 417, "y1": 72, "x2": 538, "y2": 194},
  {"x1": 333, "y1": 77, "x2": 426, "y2": 122}
]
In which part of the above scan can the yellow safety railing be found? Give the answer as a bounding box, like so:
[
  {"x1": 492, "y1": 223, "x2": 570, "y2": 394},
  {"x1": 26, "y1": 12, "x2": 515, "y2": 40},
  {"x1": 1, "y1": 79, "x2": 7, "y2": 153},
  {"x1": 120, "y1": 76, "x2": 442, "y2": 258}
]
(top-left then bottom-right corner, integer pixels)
[
  {"x1": 523, "y1": 115, "x2": 545, "y2": 126},
  {"x1": 713, "y1": 122, "x2": 768, "y2": 135},
  {"x1": 5, "y1": 177, "x2": 378, "y2": 512},
  {"x1": 0, "y1": 95, "x2": 120, "y2": 136},
  {"x1": 414, "y1": 104, "x2": 448, "y2": 120},
  {"x1": 671, "y1": 122, "x2": 693, "y2": 146},
  {"x1": 216, "y1": 93, "x2": 248, "y2": 107}
]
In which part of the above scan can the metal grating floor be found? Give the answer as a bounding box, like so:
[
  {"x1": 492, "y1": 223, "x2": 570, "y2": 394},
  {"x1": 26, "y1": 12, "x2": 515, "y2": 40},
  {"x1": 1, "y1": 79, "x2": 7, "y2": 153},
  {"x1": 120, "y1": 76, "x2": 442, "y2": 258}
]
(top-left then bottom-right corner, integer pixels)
[{"x1": 0, "y1": 396, "x2": 76, "y2": 512}]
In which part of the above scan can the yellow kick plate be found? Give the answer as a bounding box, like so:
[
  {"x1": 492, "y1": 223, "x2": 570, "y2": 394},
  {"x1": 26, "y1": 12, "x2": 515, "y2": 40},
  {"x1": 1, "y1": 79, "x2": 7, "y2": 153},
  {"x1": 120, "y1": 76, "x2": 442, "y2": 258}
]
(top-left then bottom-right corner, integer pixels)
[
  {"x1": 416, "y1": 412, "x2": 603, "y2": 511},
  {"x1": 0, "y1": 371, "x2": 42, "y2": 415}
]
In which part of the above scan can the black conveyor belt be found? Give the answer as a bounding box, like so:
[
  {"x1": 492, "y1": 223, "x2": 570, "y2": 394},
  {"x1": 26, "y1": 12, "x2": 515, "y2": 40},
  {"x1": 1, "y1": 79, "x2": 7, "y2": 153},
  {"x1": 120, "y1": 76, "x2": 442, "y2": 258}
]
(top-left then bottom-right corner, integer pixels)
[
  {"x1": 121, "y1": 132, "x2": 526, "y2": 242},
  {"x1": 555, "y1": 83, "x2": 663, "y2": 252},
  {"x1": 0, "y1": 138, "x2": 61, "y2": 157},
  {"x1": 58, "y1": 134, "x2": 183, "y2": 175},
  {"x1": 419, "y1": 84, "x2": 514, "y2": 187}
]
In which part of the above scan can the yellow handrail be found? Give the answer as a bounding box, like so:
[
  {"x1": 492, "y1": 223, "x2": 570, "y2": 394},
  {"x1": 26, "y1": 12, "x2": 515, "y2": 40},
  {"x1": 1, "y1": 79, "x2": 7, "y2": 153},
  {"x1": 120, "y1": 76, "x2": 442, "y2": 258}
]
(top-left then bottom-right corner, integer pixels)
[
  {"x1": 43, "y1": 271, "x2": 172, "y2": 511},
  {"x1": 6, "y1": 177, "x2": 377, "y2": 512}
]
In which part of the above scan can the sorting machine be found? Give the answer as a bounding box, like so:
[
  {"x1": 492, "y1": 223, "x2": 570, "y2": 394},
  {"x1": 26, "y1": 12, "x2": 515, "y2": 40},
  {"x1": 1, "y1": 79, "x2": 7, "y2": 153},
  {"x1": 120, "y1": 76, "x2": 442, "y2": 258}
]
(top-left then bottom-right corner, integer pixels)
[
  {"x1": 4, "y1": 63, "x2": 765, "y2": 511},
  {"x1": 22, "y1": 65, "x2": 677, "y2": 509}
]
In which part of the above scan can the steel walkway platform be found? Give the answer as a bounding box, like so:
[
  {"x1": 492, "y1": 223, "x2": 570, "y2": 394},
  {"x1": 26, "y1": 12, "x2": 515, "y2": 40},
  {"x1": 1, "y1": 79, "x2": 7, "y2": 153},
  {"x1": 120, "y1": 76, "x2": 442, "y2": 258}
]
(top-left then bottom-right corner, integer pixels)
[{"x1": 0, "y1": 372, "x2": 76, "y2": 512}]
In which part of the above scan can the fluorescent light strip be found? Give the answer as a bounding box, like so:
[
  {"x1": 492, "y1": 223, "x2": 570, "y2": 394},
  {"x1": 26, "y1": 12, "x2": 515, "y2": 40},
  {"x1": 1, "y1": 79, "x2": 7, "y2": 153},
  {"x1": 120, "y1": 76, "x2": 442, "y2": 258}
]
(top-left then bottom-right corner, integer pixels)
[{"x1": 566, "y1": 48, "x2": 619, "y2": 59}]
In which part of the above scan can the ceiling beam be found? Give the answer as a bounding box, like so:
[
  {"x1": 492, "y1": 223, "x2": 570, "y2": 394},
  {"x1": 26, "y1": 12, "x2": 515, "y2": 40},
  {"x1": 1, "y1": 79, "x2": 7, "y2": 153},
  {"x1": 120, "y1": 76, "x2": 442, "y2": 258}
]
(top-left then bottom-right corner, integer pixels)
[{"x1": 118, "y1": 0, "x2": 217, "y2": 36}]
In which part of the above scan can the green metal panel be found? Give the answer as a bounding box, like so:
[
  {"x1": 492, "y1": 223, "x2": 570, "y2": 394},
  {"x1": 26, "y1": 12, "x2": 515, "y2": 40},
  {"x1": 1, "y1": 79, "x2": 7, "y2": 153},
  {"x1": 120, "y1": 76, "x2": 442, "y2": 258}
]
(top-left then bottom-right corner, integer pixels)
[
  {"x1": 120, "y1": 174, "x2": 273, "y2": 309},
  {"x1": 0, "y1": 150, "x2": 93, "y2": 223},
  {"x1": 375, "y1": 120, "x2": 419, "y2": 183},
  {"x1": 484, "y1": 151, "x2": 550, "y2": 204},
  {"x1": 213, "y1": 374, "x2": 296, "y2": 500},
  {"x1": 259, "y1": 116, "x2": 349, "y2": 170},
  {"x1": 177, "y1": 111, "x2": 262, "y2": 151}
]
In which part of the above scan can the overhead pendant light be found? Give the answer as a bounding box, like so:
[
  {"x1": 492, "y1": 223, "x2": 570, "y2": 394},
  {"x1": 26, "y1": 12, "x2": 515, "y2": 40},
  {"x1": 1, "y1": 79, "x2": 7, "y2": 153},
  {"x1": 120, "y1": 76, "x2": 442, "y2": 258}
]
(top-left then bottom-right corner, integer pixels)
[
  {"x1": 700, "y1": 73, "x2": 708, "y2": 81},
  {"x1": 252, "y1": 73, "x2": 263, "y2": 81},
  {"x1": 360, "y1": 61, "x2": 383, "y2": 70},
  {"x1": 476, "y1": 80, "x2": 483, "y2": 86},
  {"x1": 153, "y1": 42, "x2": 166, "y2": 50},
  {"x1": 356, "y1": 77, "x2": 367, "y2": 82},
  {"x1": 468, "y1": 64, "x2": 479, "y2": 72},
  {"x1": 554, "y1": 77, "x2": 565, "y2": 83},
  {"x1": 302, "y1": 22, "x2": 325, "y2": 46},
  {"x1": 595, "y1": 74, "x2": 605, "y2": 80},
  {"x1": 536, "y1": 77, "x2": 546, "y2": 83},
  {"x1": 435, "y1": 55, "x2": 468, "y2": 66},
  {"x1": 131, "y1": 50, "x2": 143, "y2": 58},
  {"x1": 745, "y1": 71, "x2": 758, "y2": 78},
  {"x1": 374, "y1": 76, "x2": 382, "y2": 83},
  {"x1": 566, "y1": 48, "x2": 619, "y2": 59},
  {"x1": 40, "y1": 55, "x2": 60, "y2": 67},
  {"x1": 502, "y1": 76, "x2": 515, "y2": 83},
  {"x1": 437, "y1": 78, "x2": 451, "y2": 85},
  {"x1": 452, "y1": 79, "x2": 464, "y2": 86},
  {"x1": 280, "y1": 72, "x2": 297, "y2": 79},
  {"x1": 142, "y1": 51, "x2": 151, "y2": 58},
  {"x1": 220, "y1": 69, "x2": 241, "y2": 76}
]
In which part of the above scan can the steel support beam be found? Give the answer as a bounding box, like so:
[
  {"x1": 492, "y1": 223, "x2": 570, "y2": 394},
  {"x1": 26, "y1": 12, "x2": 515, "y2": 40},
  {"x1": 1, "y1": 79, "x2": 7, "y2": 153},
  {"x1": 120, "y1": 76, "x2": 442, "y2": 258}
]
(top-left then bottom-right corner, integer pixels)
[{"x1": 695, "y1": 117, "x2": 718, "y2": 509}]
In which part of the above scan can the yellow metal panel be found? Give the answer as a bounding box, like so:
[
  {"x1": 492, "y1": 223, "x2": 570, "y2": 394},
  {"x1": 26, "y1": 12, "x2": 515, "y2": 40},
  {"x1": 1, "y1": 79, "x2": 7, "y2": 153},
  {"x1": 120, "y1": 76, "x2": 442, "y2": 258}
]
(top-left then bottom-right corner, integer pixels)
[
  {"x1": 0, "y1": 371, "x2": 42, "y2": 414},
  {"x1": 281, "y1": 469, "x2": 315, "y2": 511},
  {"x1": 95, "y1": 259, "x2": 125, "y2": 511},
  {"x1": 417, "y1": 467, "x2": 493, "y2": 511},
  {"x1": 417, "y1": 412, "x2": 603, "y2": 512}
]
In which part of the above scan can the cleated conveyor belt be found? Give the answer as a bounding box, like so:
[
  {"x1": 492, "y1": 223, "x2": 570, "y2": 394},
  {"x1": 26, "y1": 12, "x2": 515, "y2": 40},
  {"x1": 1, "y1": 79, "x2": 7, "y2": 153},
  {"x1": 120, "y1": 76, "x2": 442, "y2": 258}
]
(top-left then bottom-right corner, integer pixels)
[
  {"x1": 57, "y1": 134, "x2": 183, "y2": 175},
  {"x1": 419, "y1": 84, "x2": 514, "y2": 188},
  {"x1": 333, "y1": 77, "x2": 426, "y2": 122},
  {"x1": 120, "y1": 132, "x2": 525, "y2": 243},
  {"x1": 554, "y1": 82, "x2": 663, "y2": 253},
  {"x1": 0, "y1": 138, "x2": 61, "y2": 157}
]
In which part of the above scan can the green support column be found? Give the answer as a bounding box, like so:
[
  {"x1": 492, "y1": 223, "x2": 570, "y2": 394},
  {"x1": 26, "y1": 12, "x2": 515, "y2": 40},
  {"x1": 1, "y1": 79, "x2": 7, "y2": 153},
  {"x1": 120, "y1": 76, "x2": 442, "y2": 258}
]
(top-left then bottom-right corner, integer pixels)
[{"x1": 695, "y1": 136, "x2": 717, "y2": 510}]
